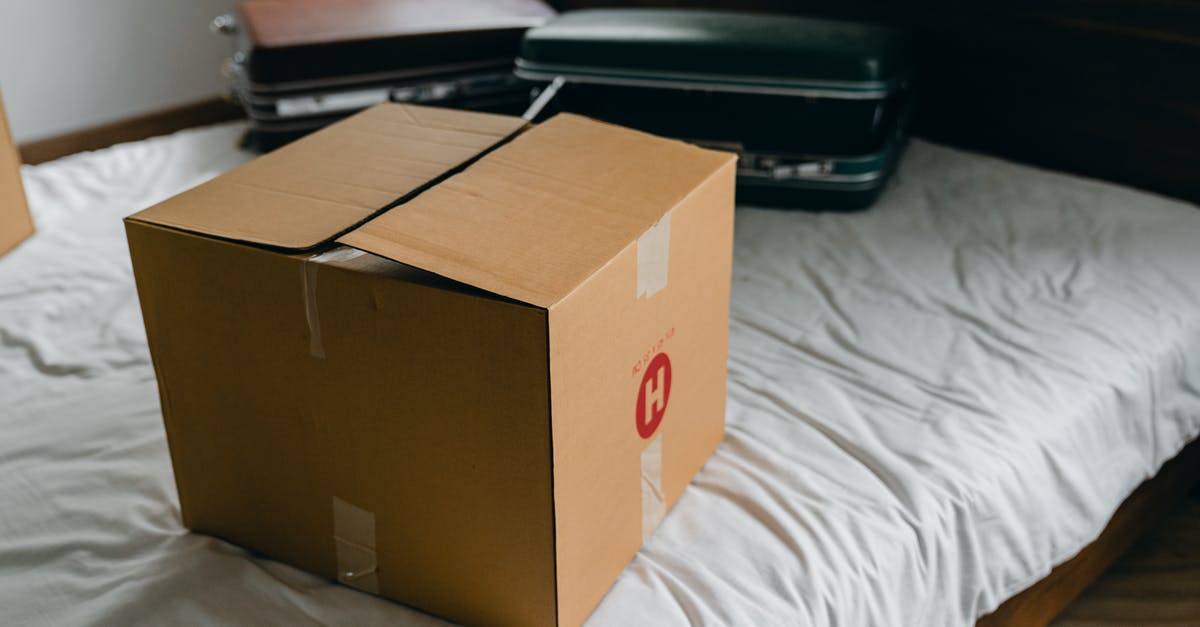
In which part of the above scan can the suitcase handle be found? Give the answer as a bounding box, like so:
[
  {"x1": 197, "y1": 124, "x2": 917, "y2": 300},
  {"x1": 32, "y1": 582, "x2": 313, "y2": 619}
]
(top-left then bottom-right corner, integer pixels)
[
  {"x1": 741, "y1": 155, "x2": 835, "y2": 180},
  {"x1": 688, "y1": 143, "x2": 836, "y2": 181}
]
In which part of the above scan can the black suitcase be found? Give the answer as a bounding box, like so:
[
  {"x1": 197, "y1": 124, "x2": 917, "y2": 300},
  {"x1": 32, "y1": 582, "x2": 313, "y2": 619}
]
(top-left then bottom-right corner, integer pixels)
[
  {"x1": 217, "y1": 0, "x2": 555, "y2": 149},
  {"x1": 516, "y1": 9, "x2": 914, "y2": 210}
]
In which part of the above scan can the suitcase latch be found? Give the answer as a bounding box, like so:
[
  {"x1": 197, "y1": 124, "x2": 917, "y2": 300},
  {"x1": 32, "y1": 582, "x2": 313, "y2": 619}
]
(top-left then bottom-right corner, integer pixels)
[{"x1": 742, "y1": 155, "x2": 835, "y2": 180}]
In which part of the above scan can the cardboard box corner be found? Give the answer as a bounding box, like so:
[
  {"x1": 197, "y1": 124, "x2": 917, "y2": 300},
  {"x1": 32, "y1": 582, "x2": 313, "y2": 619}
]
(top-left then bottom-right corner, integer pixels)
[{"x1": 0, "y1": 92, "x2": 34, "y2": 257}]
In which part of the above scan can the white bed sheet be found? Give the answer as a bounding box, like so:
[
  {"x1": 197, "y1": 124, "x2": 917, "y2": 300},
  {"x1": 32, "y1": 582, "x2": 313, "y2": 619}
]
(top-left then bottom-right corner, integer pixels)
[{"x1": 1, "y1": 123, "x2": 1199, "y2": 627}]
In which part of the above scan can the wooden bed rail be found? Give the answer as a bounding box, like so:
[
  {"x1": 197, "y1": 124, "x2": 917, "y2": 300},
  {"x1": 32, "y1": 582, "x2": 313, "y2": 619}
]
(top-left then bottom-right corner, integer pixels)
[
  {"x1": 976, "y1": 437, "x2": 1200, "y2": 626},
  {"x1": 17, "y1": 98, "x2": 244, "y2": 165}
]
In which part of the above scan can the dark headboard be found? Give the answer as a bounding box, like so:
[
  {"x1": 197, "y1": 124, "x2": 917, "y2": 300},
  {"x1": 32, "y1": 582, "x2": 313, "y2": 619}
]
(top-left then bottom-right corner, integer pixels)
[{"x1": 550, "y1": 1, "x2": 1200, "y2": 204}]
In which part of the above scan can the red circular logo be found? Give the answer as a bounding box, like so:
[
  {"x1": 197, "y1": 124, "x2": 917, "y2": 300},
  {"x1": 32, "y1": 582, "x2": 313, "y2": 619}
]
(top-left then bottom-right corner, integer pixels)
[{"x1": 636, "y1": 352, "x2": 672, "y2": 439}]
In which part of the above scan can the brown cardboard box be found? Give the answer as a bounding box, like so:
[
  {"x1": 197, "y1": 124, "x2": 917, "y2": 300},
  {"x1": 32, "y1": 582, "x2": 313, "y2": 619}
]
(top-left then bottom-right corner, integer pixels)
[
  {"x1": 0, "y1": 92, "x2": 34, "y2": 256},
  {"x1": 125, "y1": 103, "x2": 735, "y2": 627}
]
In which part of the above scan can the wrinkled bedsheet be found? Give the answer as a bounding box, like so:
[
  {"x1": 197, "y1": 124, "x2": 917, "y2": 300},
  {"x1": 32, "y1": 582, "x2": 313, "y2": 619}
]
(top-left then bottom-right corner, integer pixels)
[{"x1": 1, "y1": 123, "x2": 1198, "y2": 627}]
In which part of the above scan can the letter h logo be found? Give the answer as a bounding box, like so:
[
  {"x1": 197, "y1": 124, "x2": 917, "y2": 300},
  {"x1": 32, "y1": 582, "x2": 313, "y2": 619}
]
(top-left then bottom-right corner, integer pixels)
[{"x1": 636, "y1": 352, "x2": 672, "y2": 439}]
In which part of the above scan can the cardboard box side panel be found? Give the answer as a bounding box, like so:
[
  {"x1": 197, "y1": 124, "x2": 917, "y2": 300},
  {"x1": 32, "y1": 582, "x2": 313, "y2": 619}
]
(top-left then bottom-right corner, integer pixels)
[
  {"x1": 125, "y1": 222, "x2": 334, "y2": 577},
  {"x1": 129, "y1": 223, "x2": 558, "y2": 626},
  {"x1": 313, "y1": 259, "x2": 558, "y2": 627},
  {"x1": 0, "y1": 94, "x2": 34, "y2": 257},
  {"x1": 130, "y1": 104, "x2": 526, "y2": 250},
  {"x1": 547, "y1": 161, "x2": 736, "y2": 627}
]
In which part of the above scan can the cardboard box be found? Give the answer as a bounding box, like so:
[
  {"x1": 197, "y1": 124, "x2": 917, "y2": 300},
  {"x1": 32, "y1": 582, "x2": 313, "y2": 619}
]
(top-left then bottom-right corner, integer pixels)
[
  {"x1": 125, "y1": 103, "x2": 735, "y2": 627},
  {"x1": 0, "y1": 92, "x2": 34, "y2": 256}
]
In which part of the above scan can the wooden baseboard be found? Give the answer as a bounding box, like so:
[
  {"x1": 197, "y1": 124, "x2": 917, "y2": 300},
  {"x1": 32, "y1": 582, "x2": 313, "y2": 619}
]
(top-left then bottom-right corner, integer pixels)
[
  {"x1": 977, "y1": 437, "x2": 1200, "y2": 626},
  {"x1": 18, "y1": 97, "x2": 244, "y2": 165}
]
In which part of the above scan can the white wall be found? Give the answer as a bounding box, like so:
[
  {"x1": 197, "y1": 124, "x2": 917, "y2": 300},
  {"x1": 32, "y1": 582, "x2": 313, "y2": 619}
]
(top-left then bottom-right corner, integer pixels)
[{"x1": 0, "y1": 0, "x2": 239, "y2": 143}]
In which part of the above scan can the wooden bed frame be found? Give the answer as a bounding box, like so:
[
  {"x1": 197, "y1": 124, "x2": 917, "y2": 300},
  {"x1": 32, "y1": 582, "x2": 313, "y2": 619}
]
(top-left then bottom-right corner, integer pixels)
[
  {"x1": 978, "y1": 438, "x2": 1200, "y2": 625},
  {"x1": 18, "y1": 3, "x2": 1198, "y2": 622},
  {"x1": 17, "y1": 98, "x2": 242, "y2": 165}
]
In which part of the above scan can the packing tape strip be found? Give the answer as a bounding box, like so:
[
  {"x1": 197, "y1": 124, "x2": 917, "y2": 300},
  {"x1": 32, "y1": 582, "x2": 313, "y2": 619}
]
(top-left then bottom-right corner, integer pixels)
[
  {"x1": 640, "y1": 432, "x2": 665, "y2": 544},
  {"x1": 637, "y1": 215, "x2": 670, "y2": 541},
  {"x1": 301, "y1": 247, "x2": 366, "y2": 359},
  {"x1": 636, "y1": 214, "x2": 671, "y2": 299},
  {"x1": 332, "y1": 496, "x2": 379, "y2": 595}
]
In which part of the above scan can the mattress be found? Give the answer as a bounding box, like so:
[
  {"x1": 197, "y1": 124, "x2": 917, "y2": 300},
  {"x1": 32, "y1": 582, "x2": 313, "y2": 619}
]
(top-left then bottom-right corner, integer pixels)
[{"x1": 1, "y1": 122, "x2": 1198, "y2": 627}]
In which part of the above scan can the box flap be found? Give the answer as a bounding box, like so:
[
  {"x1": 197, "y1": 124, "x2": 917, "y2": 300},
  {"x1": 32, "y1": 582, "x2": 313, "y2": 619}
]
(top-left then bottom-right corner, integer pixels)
[
  {"x1": 337, "y1": 113, "x2": 735, "y2": 308},
  {"x1": 128, "y1": 104, "x2": 526, "y2": 251}
]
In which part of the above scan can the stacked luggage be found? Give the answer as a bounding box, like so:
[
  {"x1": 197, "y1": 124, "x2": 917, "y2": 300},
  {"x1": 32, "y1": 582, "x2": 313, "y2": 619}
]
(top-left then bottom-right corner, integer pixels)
[{"x1": 216, "y1": 2, "x2": 914, "y2": 210}]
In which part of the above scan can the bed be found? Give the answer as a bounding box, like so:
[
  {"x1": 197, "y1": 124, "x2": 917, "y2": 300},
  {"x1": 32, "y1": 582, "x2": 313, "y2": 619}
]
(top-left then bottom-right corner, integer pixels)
[{"x1": 1, "y1": 122, "x2": 1198, "y2": 626}]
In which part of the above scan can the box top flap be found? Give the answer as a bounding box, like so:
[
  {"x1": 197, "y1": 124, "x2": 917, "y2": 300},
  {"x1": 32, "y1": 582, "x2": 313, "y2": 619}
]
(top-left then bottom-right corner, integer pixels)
[
  {"x1": 127, "y1": 104, "x2": 526, "y2": 251},
  {"x1": 337, "y1": 113, "x2": 734, "y2": 308}
]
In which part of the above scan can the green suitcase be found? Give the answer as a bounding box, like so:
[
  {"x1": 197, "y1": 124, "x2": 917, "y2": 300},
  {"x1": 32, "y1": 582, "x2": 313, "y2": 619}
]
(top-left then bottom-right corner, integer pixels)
[{"x1": 516, "y1": 9, "x2": 914, "y2": 210}]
